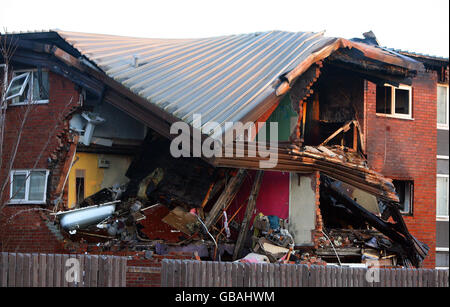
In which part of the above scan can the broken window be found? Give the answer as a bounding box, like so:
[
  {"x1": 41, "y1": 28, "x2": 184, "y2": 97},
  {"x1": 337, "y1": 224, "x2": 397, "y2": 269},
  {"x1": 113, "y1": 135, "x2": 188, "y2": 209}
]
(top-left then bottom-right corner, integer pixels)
[
  {"x1": 437, "y1": 84, "x2": 449, "y2": 128},
  {"x1": 9, "y1": 170, "x2": 49, "y2": 204},
  {"x1": 393, "y1": 180, "x2": 413, "y2": 215},
  {"x1": 6, "y1": 70, "x2": 49, "y2": 105},
  {"x1": 437, "y1": 175, "x2": 449, "y2": 218},
  {"x1": 376, "y1": 84, "x2": 412, "y2": 119}
]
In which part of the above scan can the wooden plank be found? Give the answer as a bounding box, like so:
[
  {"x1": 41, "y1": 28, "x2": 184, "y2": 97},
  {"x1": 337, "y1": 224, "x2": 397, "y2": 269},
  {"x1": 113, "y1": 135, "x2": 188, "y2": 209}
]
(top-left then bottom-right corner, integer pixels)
[
  {"x1": 308, "y1": 265, "x2": 316, "y2": 287},
  {"x1": 193, "y1": 261, "x2": 201, "y2": 287},
  {"x1": 23, "y1": 254, "x2": 31, "y2": 287},
  {"x1": 214, "y1": 261, "x2": 221, "y2": 287},
  {"x1": 0, "y1": 253, "x2": 8, "y2": 287},
  {"x1": 417, "y1": 269, "x2": 423, "y2": 287},
  {"x1": 290, "y1": 265, "x2": 297, "y2": 287},
  {"x1": 8, "y1": 253, "x2": 16, "y2": 287},
  {"x1": 112, "y1": 256, "x2": 120, "y2": 287},
  {"x1": 15, "y1": 253, "x2": 24, "y2": 287},
  {"x1": 78, "y1": 254, "x2": 86, "y2": 287},
  {"x1": 302, "y1": 265, "x2": 309, "y2": 287},
  {"x1": 205, "y1": 169, "x2": 246, "y2": 230},
  {"x1": 39, "y1": 254, "x2": 47, "y2": 287},
  {"x1": 268, "y1": 263, "x2": 275, "y2": 287},
  {"x1": 180, "y1": 260, "x2": 187, "y2": 287},
  {"x1": 233, "y1": 171, "x2": 263, "y2": 260},
  {"x1": 106, "y1": 256, "x2": 113, "y2": 287},
  {"x1": 186, "y1": 261, "x2": 193, "y2": 287},
  {"x1": 406, "y1": 269, "x2": 413, "y2": 287},
  {"x1": 54, "y1": 254, "x2": 62, "y2": 287},
  {"x1": 255, "y1": 263, "x2": 262, "y2": 287},
  {"x1": 61, "y1": 254, "x2": 69, "y2": 287},
  {"x1": 225, "y1": 262, "x2": 232, "y2": 287},
  {"x1": 32, "y1": 253, "x2": 39, "y2": 287},
  {"x1": 279, "y1": 264, "x2": 285, "y2": 287},
  {"x1": 99, "y1": 255, "x2": 107, "y2": 287},
  {"x1": 347, "y1": 267, "x2": 354, "y2": 287},
  {"x1": 334, "y1": 266, "x2": 341, "y2": 287},
  {"x1": 90, "y1": 255, "x2": 98, "y2": 287},
  {"x1": 444, "y1": 270, "x2": 449, "y2": 287},
  {"x1": 46, "y1": 254, "x2": 54, "y2": 287},
  {"x1": 200, "y1": 261, "x2": 207, "y2": 287},
  {"x1": 160, "y1": 259, "x2": 168, "y2": 287},
  {"x1": 207, "y1": 261, "x2": 214, "y2": 287},
  {"x1": 250, "y1": 263, "x2": 257, "y2": 287},
  {"x1": 120, "y1": 257, "x2": 127, "y2": 287},
  {"x1": 274, "y1": 264, "x2": 281, "y2": 287},
  {"x1": 84, "y1": 255, "x2": 92, "y2": 287}
]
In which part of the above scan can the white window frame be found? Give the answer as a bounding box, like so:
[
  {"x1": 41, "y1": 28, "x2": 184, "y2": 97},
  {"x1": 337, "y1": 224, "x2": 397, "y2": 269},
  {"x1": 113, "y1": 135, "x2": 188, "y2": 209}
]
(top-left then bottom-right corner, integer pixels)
[
  {"x1": 376, "y1": 84, "x2": 413, "y2": 120},
  {"x1": 437, "y1": 174, "x2": 449, "y2": 221},
  {"x1": 5, "y1": 72, "x2": 31, "y2": 101},
  {"x1": 437, "y1": 84, "x2": 449, "y2": 130},
  {"x1": 8, "y1": 169, "x2": 49, "y2": 204},
  {"x1": 8, "y1": 69, "x2": 49, "y2": 106}
]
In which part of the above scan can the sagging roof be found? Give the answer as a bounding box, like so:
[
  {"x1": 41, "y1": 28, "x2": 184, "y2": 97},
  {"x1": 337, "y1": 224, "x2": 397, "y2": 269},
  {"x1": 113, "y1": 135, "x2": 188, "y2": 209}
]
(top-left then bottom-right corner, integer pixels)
[{"x1": 3, "y1": 29, "x2": 422, "y2": 137}]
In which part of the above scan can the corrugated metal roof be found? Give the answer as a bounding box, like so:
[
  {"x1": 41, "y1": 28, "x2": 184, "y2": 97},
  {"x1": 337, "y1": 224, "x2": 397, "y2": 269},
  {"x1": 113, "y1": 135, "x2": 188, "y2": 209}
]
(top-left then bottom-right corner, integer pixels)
[
  {"x1": 54, "y1": 30, "x2": 336, "y2": 134},
  {"x1": 387, "y1": 48, "x2": 449, "y2": 62}
]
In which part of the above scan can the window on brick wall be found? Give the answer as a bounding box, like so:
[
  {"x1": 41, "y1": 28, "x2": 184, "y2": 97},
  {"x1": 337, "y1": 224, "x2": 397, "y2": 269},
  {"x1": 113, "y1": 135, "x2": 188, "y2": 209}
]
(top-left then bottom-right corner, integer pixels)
[
  {"x1": 376, "y1": 84, "x2": 412, "y2": 119},
  {"x1": 9, "y1": 170, "x2": 49, "y2": 204},
  {"x1": 437, "y1": 175, "x2": 449, "y2": 220},
  {"x1": 436, "y1": 248, "x2": 449, "y2": 269},
  {"x1": 437, "y1": 84, "x2": 449, "y2": 129},
  {"x1": 5, "y1": 69, "x2": 49, "y2": 105},
  {"x1": 393, "y1": 180, "x2": 413, "y2": 215}
]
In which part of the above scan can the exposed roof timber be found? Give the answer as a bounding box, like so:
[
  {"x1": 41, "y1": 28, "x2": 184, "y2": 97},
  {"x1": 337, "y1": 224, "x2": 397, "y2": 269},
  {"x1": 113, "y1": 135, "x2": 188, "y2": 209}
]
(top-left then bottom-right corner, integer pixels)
[
  {"x1": 213, "y1": 142, "x2": 399, "y2": 203},
  {"x1": 276, "y1": 38, "x2": 423, "y2": 96},
  {"x1": 326, "y1": 60, "x2": 413, "y2": 87}
]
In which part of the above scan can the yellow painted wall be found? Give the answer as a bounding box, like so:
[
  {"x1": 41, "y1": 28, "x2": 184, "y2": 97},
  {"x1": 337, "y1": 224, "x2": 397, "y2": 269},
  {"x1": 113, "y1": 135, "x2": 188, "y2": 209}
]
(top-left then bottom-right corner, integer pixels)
[{"x1": 67, "y1": 152, "x2": 132, "y2": 208}]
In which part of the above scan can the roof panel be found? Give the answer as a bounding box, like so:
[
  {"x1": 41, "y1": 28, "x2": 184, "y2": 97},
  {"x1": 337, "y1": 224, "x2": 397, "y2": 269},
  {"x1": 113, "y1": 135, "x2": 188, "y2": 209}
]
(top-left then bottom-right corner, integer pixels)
[{"x1": 48, "y1": 30, "x2": 420, "y2": 136}]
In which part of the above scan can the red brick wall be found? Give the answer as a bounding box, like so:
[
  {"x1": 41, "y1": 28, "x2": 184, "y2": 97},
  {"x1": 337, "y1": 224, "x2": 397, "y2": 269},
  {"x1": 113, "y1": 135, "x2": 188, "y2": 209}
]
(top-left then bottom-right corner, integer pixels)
[
  {"x1": 126, "y1": 252, "x2": 194, "y2": 287},
  {"x1": 0, "y1": 71, "x2": 80, "y2": 252},
  {"x1": 364, "y1": 72, "x2": 437, "y2": 268},
  {"x1": 0, "y1": 205, "x2": 67, "y2": 252}
]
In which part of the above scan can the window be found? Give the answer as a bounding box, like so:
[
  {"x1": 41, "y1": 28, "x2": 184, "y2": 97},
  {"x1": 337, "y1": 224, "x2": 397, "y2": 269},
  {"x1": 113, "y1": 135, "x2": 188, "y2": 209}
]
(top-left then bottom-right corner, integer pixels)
[
  {"x1": 376, "y1": 84, "x2": 412, "y2": 119},
  {"x1": 436, "y1": 248, "x2": 449, "y2": 269},
  {"x1": 9, "y1": 170, "x2": 49, "y2": 204},
  {"x1": 75, "y1": 169, "x2": 86, "y2": 204},
  {"x1": 5, "y1": 69, "x2": 49, "y2": 105},
  {"x1": 393, "y1": 180, "x2": 413, "y2": 215},
  {"x1": 437, "y1": 84, "x2": 449, "y2": 129},
  {"x1": 437, "y1": 175, "x2": 449, "y2": 220}
]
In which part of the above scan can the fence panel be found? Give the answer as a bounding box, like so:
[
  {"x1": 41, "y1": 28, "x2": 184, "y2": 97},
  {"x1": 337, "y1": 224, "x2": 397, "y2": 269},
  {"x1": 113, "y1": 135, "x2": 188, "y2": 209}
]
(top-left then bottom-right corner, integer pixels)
[
  {"x1": 161, "y1": 259, "x2": 449, "y2": 287},
  {"x1": 0, "y1": 252, "x2": 127, "y2": 287}
]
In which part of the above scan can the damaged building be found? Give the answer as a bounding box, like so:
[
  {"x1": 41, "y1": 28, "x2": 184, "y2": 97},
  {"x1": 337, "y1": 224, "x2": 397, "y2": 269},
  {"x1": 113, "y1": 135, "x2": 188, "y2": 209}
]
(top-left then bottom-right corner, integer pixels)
[{"x1": 0, "y1": 29, "x2": 448, "y2": 269}]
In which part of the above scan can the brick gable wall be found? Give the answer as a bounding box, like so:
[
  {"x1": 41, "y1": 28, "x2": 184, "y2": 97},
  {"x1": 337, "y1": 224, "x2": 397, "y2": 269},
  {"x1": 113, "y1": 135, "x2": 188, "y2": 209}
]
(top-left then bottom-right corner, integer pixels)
[{"x1": 365, "y1": 72, "x2": 437, "y2": 268}]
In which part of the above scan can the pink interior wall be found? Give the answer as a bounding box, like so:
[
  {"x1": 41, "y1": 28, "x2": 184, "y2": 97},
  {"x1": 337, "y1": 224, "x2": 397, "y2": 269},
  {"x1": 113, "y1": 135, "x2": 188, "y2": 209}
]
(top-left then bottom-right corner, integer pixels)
[{"x1": 227, "y1": 170, "x2": 290, "y2": 226}]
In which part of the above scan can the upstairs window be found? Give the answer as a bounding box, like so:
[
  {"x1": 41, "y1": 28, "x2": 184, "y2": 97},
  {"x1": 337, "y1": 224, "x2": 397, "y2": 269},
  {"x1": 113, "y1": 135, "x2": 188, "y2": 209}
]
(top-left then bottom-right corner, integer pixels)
[
  {"x1": 376, "y1": 84, "x2": 412, "y2": 119},
  {"x1": 5, "y1": 69, "x2": 49, "y2": 105},
  {"x1": 393, "y1": 180, "x2": 413, "y2": 215},
  {"x1": 9, "y1": 170, "x2": 49, "y2": 204},
  {"x1": 437, "y1": 175, "x2": 449, "y2": 220},
  {"x1": 437, "y1": 84, "x2": 449, "y2": 129}
]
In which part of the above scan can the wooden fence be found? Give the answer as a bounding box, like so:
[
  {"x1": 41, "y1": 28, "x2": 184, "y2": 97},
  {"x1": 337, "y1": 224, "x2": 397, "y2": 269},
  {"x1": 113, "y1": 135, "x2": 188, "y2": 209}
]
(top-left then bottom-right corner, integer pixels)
[
  {"x1": 0, "y1": 252, "x2": 127, "y2": 287},
  {"x1": 161, "y1": 259, "x2": 449, "y2": 287}
]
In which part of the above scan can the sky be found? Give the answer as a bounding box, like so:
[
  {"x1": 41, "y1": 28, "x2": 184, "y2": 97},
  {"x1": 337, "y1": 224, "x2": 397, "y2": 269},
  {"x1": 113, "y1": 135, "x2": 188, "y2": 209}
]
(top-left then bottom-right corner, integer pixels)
[{"x1": 1, "y1": 0, "x2": 449, "y2": 58}]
